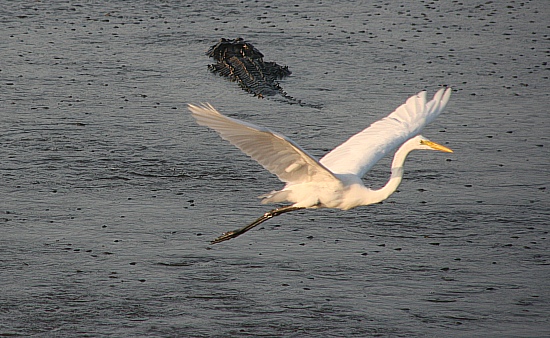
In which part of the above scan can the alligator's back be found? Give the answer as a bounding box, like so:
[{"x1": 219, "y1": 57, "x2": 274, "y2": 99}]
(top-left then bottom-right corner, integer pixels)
[
  {"x1": 206, "y1": 38, "x2": 291, "y2": 98},
  {"x1": 206, "y1": 38, "x2": 321, "y2": 108}
]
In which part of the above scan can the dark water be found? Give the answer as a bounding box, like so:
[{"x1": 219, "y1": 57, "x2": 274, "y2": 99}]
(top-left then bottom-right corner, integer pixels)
[{"x1": 1, "y1": 0, "x2": 548, "y2": 336}]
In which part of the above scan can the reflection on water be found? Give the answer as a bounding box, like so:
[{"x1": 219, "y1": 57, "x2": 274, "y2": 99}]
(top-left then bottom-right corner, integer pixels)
[{"x1": 1, "y1": 0, "x2": 548, "y2": 336}]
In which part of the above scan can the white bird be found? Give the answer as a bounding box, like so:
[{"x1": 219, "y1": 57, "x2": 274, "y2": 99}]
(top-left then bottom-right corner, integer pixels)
[{"x1": 188, "y1": 88, "x2": 453, "y2": 244}]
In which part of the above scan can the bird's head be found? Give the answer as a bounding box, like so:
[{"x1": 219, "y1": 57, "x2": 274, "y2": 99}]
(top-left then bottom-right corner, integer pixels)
[{"x1": 413, "y1": 135, "x2": 453, "y2": 153}]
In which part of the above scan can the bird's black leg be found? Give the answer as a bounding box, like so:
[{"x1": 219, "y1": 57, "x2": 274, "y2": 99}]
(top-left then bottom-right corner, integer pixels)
[{"x1": 211, "y1": 205, "x2": 305, "y2": 244}]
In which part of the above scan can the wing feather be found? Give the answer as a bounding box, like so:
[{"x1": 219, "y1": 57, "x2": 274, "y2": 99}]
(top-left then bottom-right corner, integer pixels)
[
  {"x1": 319, "y1": 88, "x2": 451, "y2": 177},
  {"x1": 188, "y1": 103, "x2": 338, "y2": 184}
]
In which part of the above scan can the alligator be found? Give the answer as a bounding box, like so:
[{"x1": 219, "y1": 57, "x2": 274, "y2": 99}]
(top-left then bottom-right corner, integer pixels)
[{"x1": 206, "y1": 38, "x2": 320, "y2": 108}]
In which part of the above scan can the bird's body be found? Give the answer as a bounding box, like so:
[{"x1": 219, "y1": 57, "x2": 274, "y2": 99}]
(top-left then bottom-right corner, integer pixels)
[{"x1": 188, "y1": 88, "x2": 453, "y2": 243}]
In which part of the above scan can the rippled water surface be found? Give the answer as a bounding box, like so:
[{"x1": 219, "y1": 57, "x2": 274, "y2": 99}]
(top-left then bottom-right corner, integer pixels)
[{"x1": 1, "y1": 0, "x2": 549, "y2": 336}]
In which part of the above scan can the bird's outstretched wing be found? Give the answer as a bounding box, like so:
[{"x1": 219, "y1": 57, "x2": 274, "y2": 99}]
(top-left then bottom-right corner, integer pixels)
[
  {"x1": 188, "y1": 103, "x2": 338, "y2": 184},
  {"x1": 320, "y1": 88, "x2": 451, "y2": 177}
]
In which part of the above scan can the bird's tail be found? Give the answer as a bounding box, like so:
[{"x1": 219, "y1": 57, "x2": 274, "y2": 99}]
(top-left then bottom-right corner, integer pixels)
[{"x1": 258, "y1": 190, "x2": 290, "y2": 205}]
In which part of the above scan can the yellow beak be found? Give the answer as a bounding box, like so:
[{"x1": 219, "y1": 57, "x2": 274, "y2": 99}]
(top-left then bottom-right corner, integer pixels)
[{"x1": 421, "y1": 140, "x2": 453, "y2": 153}]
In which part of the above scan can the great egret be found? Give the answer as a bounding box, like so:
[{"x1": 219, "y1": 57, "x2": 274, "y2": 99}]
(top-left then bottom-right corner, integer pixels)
[{"x1": 188, "y1": 88, "x2": 453, "y2": 244}]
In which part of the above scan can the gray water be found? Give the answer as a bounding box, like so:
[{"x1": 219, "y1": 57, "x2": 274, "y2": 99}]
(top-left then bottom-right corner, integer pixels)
[{"x1": 1, "y1": 0, "x2": 548, "y2": 336}]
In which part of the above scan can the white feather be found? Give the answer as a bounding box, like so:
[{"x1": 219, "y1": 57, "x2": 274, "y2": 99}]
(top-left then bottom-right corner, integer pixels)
[
  {"x1": 188, "y1": 103, "x2": 338, "y2": 184},
  {"x1": 319, "y1": 88, "x2": 451, "y2": 177}
]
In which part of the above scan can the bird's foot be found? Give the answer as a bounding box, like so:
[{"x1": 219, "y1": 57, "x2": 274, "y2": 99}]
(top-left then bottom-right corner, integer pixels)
[{"x1": 210, "y1": 230, "x2": 238, "y2": 244}]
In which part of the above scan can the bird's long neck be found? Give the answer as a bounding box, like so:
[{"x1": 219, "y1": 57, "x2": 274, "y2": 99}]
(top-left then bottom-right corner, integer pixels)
[{"x1": 366, "y1": 143, "x2": 412, "y2": 205}]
